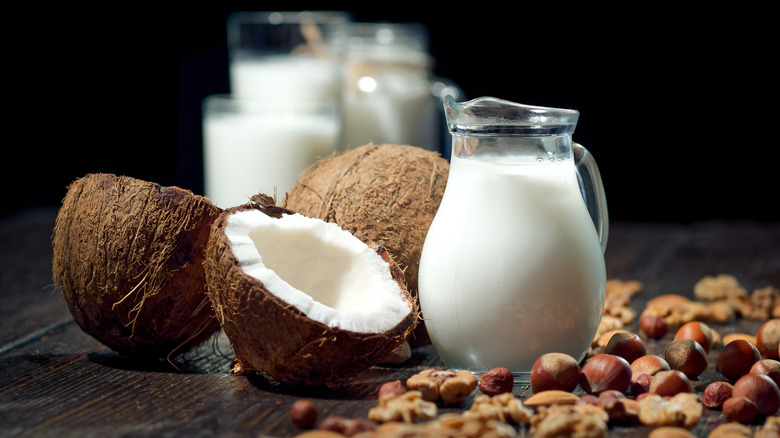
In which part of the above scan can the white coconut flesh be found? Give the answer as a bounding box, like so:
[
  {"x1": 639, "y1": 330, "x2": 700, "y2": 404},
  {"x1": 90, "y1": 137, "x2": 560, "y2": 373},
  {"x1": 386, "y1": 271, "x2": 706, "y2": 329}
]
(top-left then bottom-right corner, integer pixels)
[{"x1": 224, "y1": 209, "x2": 412, "y2": 334}]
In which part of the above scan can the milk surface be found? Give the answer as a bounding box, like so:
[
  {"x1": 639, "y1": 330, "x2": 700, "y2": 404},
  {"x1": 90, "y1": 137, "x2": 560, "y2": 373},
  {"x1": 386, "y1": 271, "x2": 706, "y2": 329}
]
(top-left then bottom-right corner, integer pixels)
[
  {"x1": 418, "y1": 155, "x2": 606, "y2": 374},
  {"x1": 230, "y1": 56, "x2": 343, "y2": 101},
  {"x1": 203, "y1": 112, "x2": 339, "y2": 208}
]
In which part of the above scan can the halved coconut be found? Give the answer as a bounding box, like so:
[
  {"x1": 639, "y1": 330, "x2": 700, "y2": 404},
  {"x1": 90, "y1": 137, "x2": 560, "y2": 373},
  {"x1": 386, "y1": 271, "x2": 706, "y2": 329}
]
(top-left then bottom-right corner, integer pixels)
[
  {"x1": 205, "y1": 194, "x2": 418, "y2": 386},
  {"x1": 52, "y1": 173, "x2": 222, "y2": 358}
]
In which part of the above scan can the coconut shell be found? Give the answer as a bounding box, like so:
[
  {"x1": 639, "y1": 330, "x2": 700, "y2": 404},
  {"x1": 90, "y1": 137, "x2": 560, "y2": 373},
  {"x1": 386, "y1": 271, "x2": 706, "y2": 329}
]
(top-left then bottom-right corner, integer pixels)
[
  {"x1": 283, "y1": 144, "x2": 448, "y2": 345},
  {"x1": 205, "y1": 195, "x2": 419, "y2": 386},
  {"x1": 52, "y1": 173, "x2": 222, "y2": 358}
]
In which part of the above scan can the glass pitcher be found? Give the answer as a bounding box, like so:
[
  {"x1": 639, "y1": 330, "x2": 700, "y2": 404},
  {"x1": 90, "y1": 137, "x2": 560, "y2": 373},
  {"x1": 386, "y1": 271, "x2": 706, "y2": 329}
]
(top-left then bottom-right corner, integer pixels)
[{"x1": 418, "y1": 96, "x2": 608, "y2": 381}]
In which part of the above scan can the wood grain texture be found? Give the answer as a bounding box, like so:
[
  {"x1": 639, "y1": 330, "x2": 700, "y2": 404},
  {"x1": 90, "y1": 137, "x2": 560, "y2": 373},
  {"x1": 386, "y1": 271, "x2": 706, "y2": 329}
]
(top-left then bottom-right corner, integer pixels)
[{"x1": 1, "y1": 207, "x2": 779, "y2": 437}]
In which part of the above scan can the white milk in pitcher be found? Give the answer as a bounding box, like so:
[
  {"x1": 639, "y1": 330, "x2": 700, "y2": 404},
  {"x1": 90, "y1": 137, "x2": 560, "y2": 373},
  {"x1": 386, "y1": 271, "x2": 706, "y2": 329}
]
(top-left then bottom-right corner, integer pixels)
[{"x1": 418, "y1": 155, "x2": 606, "y2": 374}]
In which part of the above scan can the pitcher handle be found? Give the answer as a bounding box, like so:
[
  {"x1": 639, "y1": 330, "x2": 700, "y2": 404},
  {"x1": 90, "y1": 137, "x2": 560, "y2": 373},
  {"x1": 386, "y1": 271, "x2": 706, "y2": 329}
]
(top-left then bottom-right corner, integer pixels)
[{"x1": 573, "y1": 142, "x2": 609, "y2": 253}]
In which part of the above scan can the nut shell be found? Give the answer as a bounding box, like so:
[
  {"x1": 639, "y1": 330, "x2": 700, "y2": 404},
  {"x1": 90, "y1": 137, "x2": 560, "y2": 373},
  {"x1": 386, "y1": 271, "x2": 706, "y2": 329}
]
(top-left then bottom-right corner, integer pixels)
[
  {"x1": 530, "y1": 352, "x2": 581, "y2": 393},
  {"x1": 580, "y1": 354, "x2": 632, "y2": 395},
  {"x1": 665, "y1": 339, "x2": 708, "y2": 379},
  {"x1": 716, "y1": 339, "x2": 761, "y2": 382},
  {"x1": 52, "y1": 173, "x2": 222, "y2": 358}
]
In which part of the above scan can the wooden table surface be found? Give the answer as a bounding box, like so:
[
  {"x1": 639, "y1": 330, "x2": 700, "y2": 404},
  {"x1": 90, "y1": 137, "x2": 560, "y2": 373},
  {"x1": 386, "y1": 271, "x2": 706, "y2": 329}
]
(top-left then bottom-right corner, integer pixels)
[{"x1": 1, "y1": 206, "x2": 779, "y2": 437}]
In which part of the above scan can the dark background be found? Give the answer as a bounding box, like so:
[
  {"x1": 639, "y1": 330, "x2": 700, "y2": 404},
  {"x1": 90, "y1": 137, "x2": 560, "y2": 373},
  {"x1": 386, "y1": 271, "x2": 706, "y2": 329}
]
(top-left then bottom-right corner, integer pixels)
[{"x1": 6, "y1": 4, "x2": 777, "y2": 223}]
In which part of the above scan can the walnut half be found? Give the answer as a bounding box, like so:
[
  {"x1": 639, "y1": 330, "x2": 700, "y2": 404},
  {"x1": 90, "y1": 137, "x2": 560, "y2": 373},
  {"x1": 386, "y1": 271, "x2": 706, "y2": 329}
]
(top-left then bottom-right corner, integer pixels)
[{"x1": 406, "y1": 369, "x2": 478, "y2": 404}]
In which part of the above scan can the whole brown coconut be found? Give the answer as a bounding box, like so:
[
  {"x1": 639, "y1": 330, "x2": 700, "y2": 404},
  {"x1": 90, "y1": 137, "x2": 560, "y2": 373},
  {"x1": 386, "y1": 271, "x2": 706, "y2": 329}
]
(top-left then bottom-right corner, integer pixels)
[
  {"x1": 283, "y1": 144, "x2": 448, "y2": 345},
  {"x1": 205, "y1": 194, "x2": 418, "y2": 386},
  {"x1": 52, "y1": 173, "x2": 222, "y2": 358}
]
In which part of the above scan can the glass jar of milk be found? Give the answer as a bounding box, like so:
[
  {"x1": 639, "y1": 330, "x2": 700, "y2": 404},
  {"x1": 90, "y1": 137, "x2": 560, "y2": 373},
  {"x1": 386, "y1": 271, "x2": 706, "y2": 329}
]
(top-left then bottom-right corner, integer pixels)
[
  {"x1": 418, "y1": 96, "x2": 609, "y2": 382},
  {"x1": 340, "y1": 22, "x2": 461, "y2": 153}
]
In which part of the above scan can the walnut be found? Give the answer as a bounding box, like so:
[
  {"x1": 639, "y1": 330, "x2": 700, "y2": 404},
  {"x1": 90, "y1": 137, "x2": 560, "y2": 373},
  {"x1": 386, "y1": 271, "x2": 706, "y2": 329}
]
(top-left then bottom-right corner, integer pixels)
[
  {"x1": 367, "y1": 390, "x2": 437, "y2": 423},
  {"x1": 465, "y1": 393, "x2": 533, "y2": 424},
  {"x1": 707, "y1": 300, "x2": 737, "y2": 324},
  {"x1": 643, "y1": 294, "x2": 710, "y2": 326},
  {"x1": 694, "y1": 273, "x2": 747, "y2": 301},
  {"x1": 637, "y1": 392, "x2": 702, "y2": 429},
  {"x1": 746, "y1": 286, "x2": 780, "y2": 320},
  {"x1": 368, "y1": 422, "x2": 442, "y2": 437},
  {"x1": 428, "y1": 413, "x2": 518, "y2": 438},
  {"x1": 605, "y1": 279, "x2": 643, "y2": 302},
  {"x1": 530, "y1": 404, "x2": 608, "y2": 438},
  {"x1": 406, "y1": 369, "x2": 477, "y2": 404},
  {"x1": 756, "y1": 415, "x2": 780, "y2": 438},
  {"x1": 602, "y1": 279, "x2": 642, "y2": 325}
]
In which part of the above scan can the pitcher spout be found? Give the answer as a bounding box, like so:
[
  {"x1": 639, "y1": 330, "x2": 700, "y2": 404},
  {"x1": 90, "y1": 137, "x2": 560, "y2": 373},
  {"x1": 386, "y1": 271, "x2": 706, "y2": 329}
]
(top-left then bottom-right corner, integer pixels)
[{"x1": 444, "y1": 95, "x2": 579, "y2": 137}]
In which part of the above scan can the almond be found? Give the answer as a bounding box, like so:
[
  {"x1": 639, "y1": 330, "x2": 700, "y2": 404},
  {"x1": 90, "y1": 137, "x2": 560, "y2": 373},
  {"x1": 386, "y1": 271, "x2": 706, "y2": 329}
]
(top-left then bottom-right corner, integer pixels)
[{"x1": 523, "y1": 390, "x2": 580, "y2": 408}]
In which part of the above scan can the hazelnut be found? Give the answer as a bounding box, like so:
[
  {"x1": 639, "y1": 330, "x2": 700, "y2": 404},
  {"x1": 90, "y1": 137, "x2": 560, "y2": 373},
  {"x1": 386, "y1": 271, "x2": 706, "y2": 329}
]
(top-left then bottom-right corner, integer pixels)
[
  {"x1": 630, "y1": 373, "x2": 653, "y2": 396},
  {"x1": 290, "y1": 399, "x2": 318, "y2": 429},
  {"x1": 648, "y1": 370, "x2": 693, "y2": 397},
  {"x1": 478, "y1": 367, "x2": 514, "y2": 396},
  {"x1": 378, "y1": 380, "x2": 407, "y2": 398},
  {"x1": 579, "y1": 354, "x2": 632, "y2": 395},
  {"x1": 723, "y1": 332, "x2": 757, "y2": 346},
  {"x1": 639, "y1": 314, "x2": 668, "y2": 339},
  {"x1": 664, "y1": 339, "x2": 708, "y2": 379},
  {"x1": 530, "y1": 352, "x2": 581, "y2": 393},
  {"x1": 673, "y1": 321, "x2": 714, "y2": 352},
  {"x1": 701, "y1": 381, "x2": 733, "y2": 409},
  {"x1": 732, "y1": 373, "x2": 780, "y2": 416},
  {"x1": 750, "y1": 359, "x2": 780, "y2": 386},
  {"x1": 723, "y1": 396, "x2": 759, "y2": 423},
  {"x1": 605, "y1": 331, "x2": 647, "y2": 364},
  {"x1": 716, "y1": 339, "x2": 761, "y2": 382},
  {"x1": 757, "y1": 318, "x2": 780, "y2": 359},
  {"x1": 630, "y1": 354, "x2": 670, "y2": 380}
]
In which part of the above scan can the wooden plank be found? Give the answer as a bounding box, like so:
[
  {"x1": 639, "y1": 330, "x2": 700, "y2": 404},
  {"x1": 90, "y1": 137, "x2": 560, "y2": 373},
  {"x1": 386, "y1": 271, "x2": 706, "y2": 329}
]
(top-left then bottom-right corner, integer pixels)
[{"x1": 1, "y1": 208, "x2": 779, "y2": 437}]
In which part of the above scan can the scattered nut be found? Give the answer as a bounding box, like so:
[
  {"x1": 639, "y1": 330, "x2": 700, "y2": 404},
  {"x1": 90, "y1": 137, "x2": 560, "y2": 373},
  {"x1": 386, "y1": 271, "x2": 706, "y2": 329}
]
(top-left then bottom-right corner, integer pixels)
[
  {"x1": 750, "y1": 359, "x2": 780, "y2": 386},
  {"x1": 649, "y1": 427, "x2": 696, "y2": 438},
  {"x1": 674, "y1": 321, "x2": 714, "y2": 353},
  {"x1": 478, "y1": 367, "x2": 514, "y2": 396},
  {"x1": 731, "y1": 373, "x2": 780, "y2": 416},
  {"x1": 466, "y1": 392, "x2": 533, "y2": 424},
  {"x1": 530, "y1": 352, "x2": 581, "y2": 393},
  {"x1": 631, "y1": 354, "x2": 671, "y2": 380},
  {"x1": 757, "y1": 415, "x2": 780, "y2": 438},
  {"x1": 630, "y1": 373, "x2": 653, "y2": 397},
  {"x1": 530, "y1": 403, "x2": 609, "y2": 438},
  {"x1": 406, "y1": 369, "x2": 477, "y2": 404},
  {"x1": 723, "y1": 396, "x2": 759, "y2": 423},
  {"x1": 378, "y1": 380, "x2": 407, "y2": 398},
  {"x1": 643, "y1": 294, "x2": 710, "y2": 326},
  {"x1": 637, "y1": 392, "x2": 702, "y2": 429},
  {"x1": 694, "y1": 273, "x2": 747, "y2": 301},
  {"x1": 367, "y1": 390, "x2": 437, "y2": 423},
  {"x1": 701, "y1": 381, "x2": 733, "y2": 409},
  {"x1": 723, "y1": 332, "x2": 757, "y2": 346},
  {"x1": 290, "y1": 399, "x2": 318, "y2": 429},
  {"x1": 757, "y1": 318, "x2": 780, "y2": 359},
  {"x1": 524, "y1": 390, "x2": 580, "y2": 409},
  {"x1": 716, "y1": 339, "x2": 761, "y2": 382},
  {"x1": 649, "y1": 370, "x2": 693, "y2": 397},
  {"x1": 707, "y1": 422, "x2": 752, "y2": 438},
  {"x1": 640, "y1": 314, "x2": 668, "y2": 339},
  {"x1": 579, "y1": 354, "x2": 632, "y2": 395},
  {"x1": 605, "y1": 331, "x2": 647, "y2": 364},
  {"x1": 665, "y1": 339, "x2": 709, "y2": 379}
]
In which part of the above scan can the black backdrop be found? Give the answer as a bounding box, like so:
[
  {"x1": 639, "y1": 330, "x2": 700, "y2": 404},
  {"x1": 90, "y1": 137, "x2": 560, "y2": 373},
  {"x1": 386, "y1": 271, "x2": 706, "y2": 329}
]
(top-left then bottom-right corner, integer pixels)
[{"x1": 7, "y1": 4, "x2": 777, "y2": 222}]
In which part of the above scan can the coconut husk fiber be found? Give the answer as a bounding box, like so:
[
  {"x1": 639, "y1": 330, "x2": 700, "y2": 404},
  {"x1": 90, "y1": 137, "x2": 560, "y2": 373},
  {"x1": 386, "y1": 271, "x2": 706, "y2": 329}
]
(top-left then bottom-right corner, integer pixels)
[
  {"x1": 52, "y1": 173, "x2": 222, "y2": 359},
  {"x1": 283, "y1": 144, "x2": 449, "y2": 345}
]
